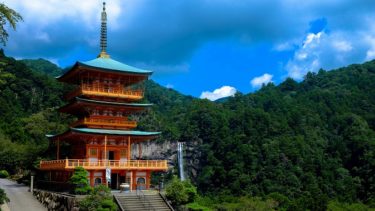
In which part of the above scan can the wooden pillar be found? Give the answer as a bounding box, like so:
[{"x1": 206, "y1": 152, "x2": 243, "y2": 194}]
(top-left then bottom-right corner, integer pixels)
[
  {"x1": 146, "y1": 171, "x2": 151, "y2": 190},
  {"x1": 56, "y1": 138, "x2": 60, "y2": 160},
  {"x1": 104, "y1": 135, "x2": 108, "y2": 188},
  {"x1": 104, "y1": 135, "x2": 108, "y2": 161},
  {"x1": 132, "y1": 171, "x2": 136, "y2": 191},
  {"x1": 127, "y1": 136, "x2": 131, "y2": 160}
]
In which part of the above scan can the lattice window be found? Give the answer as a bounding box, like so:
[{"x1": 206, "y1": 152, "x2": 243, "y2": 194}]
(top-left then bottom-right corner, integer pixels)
[
  {"x1": 90, "y1": 148, "x2": 98, "y2": 156},
  {"x1": 120, "y1": 149, "x2": 127, "y2": 158}
]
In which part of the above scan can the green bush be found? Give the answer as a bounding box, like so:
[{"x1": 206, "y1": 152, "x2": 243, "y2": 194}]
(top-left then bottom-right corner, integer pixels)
[
  {"x1": 186, "y1": 202, "x2": 212, "y2": 211},
  {"x1": 0, "y1": 170, "x2": 9, "y2": 178},
  {"x1": 69, "y1": 167, "x2": 92, "y2": 195},
  {"x1": 166, "y1": 176, "x2": 198, "y2": 206},
  {"x1": 327, "y1": 200, "x2": 373, "y2": 211},
  {"x1": 0, "y1": 188, "x2": 9, "y2": 205},
  {"x1": 79, "y1": 185, "x2": 117, "y2": 211}
]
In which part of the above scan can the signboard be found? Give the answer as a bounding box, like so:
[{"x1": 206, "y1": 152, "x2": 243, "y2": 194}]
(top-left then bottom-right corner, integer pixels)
[{"x1": 106, "y1": 168, "x2": 111, "y2": 183}]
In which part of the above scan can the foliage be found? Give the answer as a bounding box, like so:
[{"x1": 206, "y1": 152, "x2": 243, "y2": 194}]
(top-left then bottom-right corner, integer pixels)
[
  {"x1": 0, "y1": 188, "x2": 9, "y2": 206},
  {"x1": 69, "y1": 167, "x2": 91, "y2": 195},
  {"x1": 21, "y1": 58, "x2": 62, "y2": 77},
  {"x1": 0, "y1": 170, "x2": 9, "y2": 178},
  {"x1": 79, "y1": 185, "x2": 117, "y2": 211},
  {"x1": 1, "y1": 52, "x2": 375, "y2": 209},
  {"x1": 166, "y1": 176, "x2": 197, "y2": 206},
  {"x1": 0, "y1": 52, "x2": 68, "y2": 173},
  {"x1": 327, "y1": 200, "x2": 375, "y2": 211},
  {"x1": 0, "y1": 3, "x2": 22, "y2": 45},
  {"x1": 186, "y1": 202, "x2": 212, "y2": 211}
]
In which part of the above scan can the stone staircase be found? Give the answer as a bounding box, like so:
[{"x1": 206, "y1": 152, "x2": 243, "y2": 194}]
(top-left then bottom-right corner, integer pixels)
[{"x1": 114, "y1": 192, "x2": 173, "y2": 211}]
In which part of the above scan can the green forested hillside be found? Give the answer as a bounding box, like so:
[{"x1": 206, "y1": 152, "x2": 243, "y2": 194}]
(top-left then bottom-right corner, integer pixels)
[
  {"x1": 0, "y1": 51, "x2": 374, "y2": 210},
  {"x1": 20, "y1": 58, "x2": 63, "y2": 77}
]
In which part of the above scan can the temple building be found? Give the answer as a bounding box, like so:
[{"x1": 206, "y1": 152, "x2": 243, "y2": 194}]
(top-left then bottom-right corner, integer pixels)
[{"x1": 39, "y1": 2, "x2": 168, "y2": 190}]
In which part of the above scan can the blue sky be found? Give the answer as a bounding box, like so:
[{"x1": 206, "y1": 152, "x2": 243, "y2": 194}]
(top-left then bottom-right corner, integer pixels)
[{"x1": 3, "y1": 0, "x2": 375, "y2": 100}]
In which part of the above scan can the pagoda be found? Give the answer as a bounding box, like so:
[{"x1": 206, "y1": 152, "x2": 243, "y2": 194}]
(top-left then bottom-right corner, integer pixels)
[{"x1": 39, "y1": 2, "x2": 168, "y2": 190}]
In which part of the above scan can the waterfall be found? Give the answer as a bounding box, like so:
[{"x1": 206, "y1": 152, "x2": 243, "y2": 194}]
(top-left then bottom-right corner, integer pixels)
[{"x1": 177, "y1": 142, "x2": 185, "y2": 181}]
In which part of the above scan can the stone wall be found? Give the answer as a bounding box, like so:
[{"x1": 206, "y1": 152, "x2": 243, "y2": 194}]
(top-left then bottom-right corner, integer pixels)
[
  {"x1": 132, "y1": 139, "x2": 203, "y2": 182},
  {"x1": 33, "y1": 189, "x2": 81, "y2": 211}
]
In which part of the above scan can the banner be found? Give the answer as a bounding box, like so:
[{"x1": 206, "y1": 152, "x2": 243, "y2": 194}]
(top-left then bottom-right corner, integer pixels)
[{"x1": 106, "y1": 168, "x2": 111, "y2": 183}]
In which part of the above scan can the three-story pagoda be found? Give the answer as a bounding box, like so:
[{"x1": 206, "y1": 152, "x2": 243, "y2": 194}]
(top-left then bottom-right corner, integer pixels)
[{"x1": 39, "y1": 2, "x2": 168, "y2": 190}]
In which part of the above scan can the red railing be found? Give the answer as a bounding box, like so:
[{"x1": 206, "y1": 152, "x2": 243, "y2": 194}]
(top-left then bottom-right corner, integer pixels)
[
  {"x1": 40, "y1": 159, "x2": 168, "y2": 171},
  {"x1": 71, "y1": 117, "x2": 137, "y2": 128},
  {"x1": 66, "y1": 84, "x2": 144, "y2": 100}
]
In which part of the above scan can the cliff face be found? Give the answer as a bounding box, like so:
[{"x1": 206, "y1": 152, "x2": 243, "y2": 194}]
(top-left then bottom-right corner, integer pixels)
[{"x1": 131, "y1": 140, "x2": 202, "y2": 181}]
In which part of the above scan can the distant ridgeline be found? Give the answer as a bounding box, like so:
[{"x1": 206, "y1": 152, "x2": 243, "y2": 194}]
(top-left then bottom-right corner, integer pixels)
[{"x1": 0, "y1": 50, "x2": 375, "y2": 209}]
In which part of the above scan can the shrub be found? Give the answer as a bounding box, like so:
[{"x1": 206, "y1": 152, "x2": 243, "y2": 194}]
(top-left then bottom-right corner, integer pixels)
[
  {"x1": 0, "y1": 188, "x2": 9, "y2": 205},
  {"x1": 79, "y1": 185, "x2": 117, "y2": 211},
  {"x1": 0, "y1": 170, "x2": 9, "y2": 178},
  {"x1": 69, "y1": 167, "x2": 91, "y2": 195},
  {"x1": 166, "y1": 176, "x2": 198, "y2": 206}
]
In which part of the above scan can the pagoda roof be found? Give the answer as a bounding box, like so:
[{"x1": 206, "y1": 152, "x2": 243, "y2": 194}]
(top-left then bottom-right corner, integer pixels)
[
  {"x1": 79, "y1": 57, "x2": 152, "y2": 75},
  {"x1": 75, "y1": 97, "x2": 153, "y2": 107},
  {"x1": 71, "y1": 128, "x2": 160, "y2": 136},
  {"x1": 47, "y1": 128, "x2": 161, "y2": 142},
  {"x1": 57, "y1": 57, "x2": 152, "y2": 83},
  {"x1": 59, "y1": 97, "x2": 152, "y2": 116}
]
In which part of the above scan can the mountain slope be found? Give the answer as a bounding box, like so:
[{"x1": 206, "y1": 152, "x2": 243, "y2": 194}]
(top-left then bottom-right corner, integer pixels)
[{"x1": 0, "y1": 54, "x2": 374, "y2": 209}]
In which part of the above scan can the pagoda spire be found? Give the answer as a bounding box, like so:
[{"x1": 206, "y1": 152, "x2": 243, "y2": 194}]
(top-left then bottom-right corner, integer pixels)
[{"x1": 98, "y1": 2, "x2": 110, "y2": 58}]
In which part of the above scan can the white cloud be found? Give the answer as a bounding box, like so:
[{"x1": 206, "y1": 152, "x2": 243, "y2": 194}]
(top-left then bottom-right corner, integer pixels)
[
  {"x1": 200, "y1": 86, "x2": 237, "y2": 101},
  {"x1": 273, "y1": 42, "x2": 295, "y2": 51},
  {"x1": 166, "y1": 84, "x2": 174, "y2": 89},
  {"x1": 250, "y1": 73, "x2": 273, "y2": 88},
  {"x1": 333, "y1": 40, "x2": 352, "y2": 52},
  {"x1": 5, "y1": 0, "x2": 122, "y2": 28},
  {"x1": 285, "y1": 31, "x2": 366, "y2": 80}
]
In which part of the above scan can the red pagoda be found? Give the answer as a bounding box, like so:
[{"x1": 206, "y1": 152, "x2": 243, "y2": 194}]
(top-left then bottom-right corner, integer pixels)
[{"x1": 39, "y1": 2, "x2": 168, "y2": 190}]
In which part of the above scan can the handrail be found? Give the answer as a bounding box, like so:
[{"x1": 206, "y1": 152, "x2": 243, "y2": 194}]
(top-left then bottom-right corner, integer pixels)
[
  {"x1": 40, "y1": 159, "x2": 168, "y2": 170},
  {"x1": 159, "y1": 192, "x2": 175, "y2": 211},
  {"x1": 136, "y1": 185, "x2": 155, "y2": 211},
  {"x1": 82, "y1": 84, "x2": 144, "y2": 96},
  {"x1": 65, "y1": 84, "x2": 144, "y2": 100},
  {"x1": 71, "y1": 117, "x2": 137, "y2": 128},
  {"x1": 113, "y1": 195, "x2": 125, "y2": 211}
]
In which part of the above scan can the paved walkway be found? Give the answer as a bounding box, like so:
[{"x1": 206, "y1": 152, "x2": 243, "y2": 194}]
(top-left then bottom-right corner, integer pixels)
[{"x1": 0, "y1": 179, "x2": 46, "y2": 211}]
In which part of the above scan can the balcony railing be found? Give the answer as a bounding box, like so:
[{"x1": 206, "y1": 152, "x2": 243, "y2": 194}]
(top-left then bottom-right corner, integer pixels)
[
  {"x1": 40, "y1": 159, "x2": 168, "y2": 171},
  {"x1": 66, "y1": 84, "x2": 144, "y2": 100},
  {"x1": 72, "y1": 117, "x2": 137, "y2": 129}
]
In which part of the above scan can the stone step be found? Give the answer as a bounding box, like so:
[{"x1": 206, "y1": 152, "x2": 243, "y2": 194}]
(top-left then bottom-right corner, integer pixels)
[{"x1": 114, "y1": 193, "x2": 172, "y2": 211}]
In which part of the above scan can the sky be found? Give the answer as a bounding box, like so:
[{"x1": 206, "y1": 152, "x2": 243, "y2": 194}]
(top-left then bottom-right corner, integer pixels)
[{"x1": 3, "y1": 0, "x2": 375, "y2": 100}]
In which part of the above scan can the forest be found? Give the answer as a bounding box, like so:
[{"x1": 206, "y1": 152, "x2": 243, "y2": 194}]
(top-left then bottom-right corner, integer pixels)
[{"x1": 0, "y1": 50, "x2": 375, "y2": 210}]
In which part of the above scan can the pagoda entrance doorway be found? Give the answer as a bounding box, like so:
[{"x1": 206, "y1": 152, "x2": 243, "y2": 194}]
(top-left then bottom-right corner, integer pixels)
[
  {"x1": 111, "y1": 173, "x2": 119, "y2": 189},
  {"x1": 108, "y1": 151, "x2": 115, "y2": 160}
]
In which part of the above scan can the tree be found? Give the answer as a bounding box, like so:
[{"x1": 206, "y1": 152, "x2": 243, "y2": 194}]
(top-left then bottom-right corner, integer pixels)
[
  {"x1": 79, "y1": 185, "x2": 117, "y2": 211},
  {"x1": 69, "y1": 167, "x2": 91, "y2": 195},
  {"x1": 166, "y1": 176, "x2": 197, "y2": 206},
  {"x1": 0, "y1": 3, "x2": 22, "y2": 45}
]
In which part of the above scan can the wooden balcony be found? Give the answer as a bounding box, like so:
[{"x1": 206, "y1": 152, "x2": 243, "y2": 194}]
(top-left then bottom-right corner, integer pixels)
[
  {"x1": 66, "y1": 84, "x2": 144, "y2": 100},
  {"x1": 40, "y1": 159, "x2": 168, "y2": 171},
  {"x1": 72, "y1": 117, "x2": 137, "y2": 129}
]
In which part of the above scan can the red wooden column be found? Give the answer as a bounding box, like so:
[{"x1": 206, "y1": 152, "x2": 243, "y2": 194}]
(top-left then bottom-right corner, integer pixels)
[
  {"x1": 131, "y1": 171, "x2": 136, "y2": 191},
  {"x1": 127, "y1": 136, "x2": 131, "y2": 160},
  {"x1": 146, "y1": 171, "x2": 151, "y2": 190}
]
